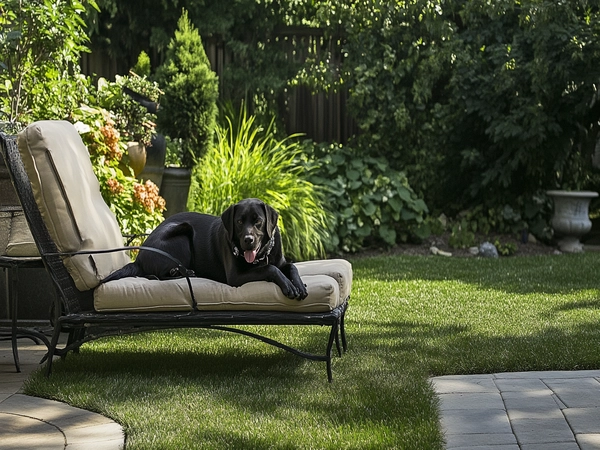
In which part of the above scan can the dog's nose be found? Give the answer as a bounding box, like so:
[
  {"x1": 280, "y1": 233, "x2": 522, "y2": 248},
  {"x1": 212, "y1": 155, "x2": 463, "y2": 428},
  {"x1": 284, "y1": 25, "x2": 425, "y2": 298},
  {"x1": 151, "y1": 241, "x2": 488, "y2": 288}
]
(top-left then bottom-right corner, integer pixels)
[{"x1": 244, "y1": 235, "x2": 254, "y2": 246}]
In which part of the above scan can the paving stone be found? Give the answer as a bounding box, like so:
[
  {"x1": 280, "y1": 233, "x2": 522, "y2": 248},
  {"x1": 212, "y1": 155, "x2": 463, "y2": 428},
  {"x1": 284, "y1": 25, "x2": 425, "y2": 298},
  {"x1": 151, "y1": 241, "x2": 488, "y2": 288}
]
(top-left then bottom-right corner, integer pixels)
[
  {"x1": 511, "y1": 417, "x2": 576, "y2": 445},
  {"x1": 564, "y1": 408, "x2": 600, "y2": 434},
  {"x1": 545, "y1": 378, "x2": 600, "y2": 408},
  {"x1": 432, "y1": 376, "x2": 497, "y2": 394},
  {"x1": 64, "y1": 422, "x2": 124, "y2": 444},
  {"x1": 0, "y1": 413, "x2": 65, "y2": 449},
  {"x1": 496, "y1": 370, "x2": 600, "y2": 379},
  {"x1": 444, "y1": 432, "x2": 517, "y2": 448},
  {"x1": 494, "y1": 378, "x2": 548, "y2": 392},
  {"x1": 66, "y1": 440, "x2": 125, "y2": 450},
  {"x1": 502, "y1": 390, "x2": 564, "y2": 413},
  {"x1": 447, "y1": 445, "x2": 519, "y2": 450},
  {"x1": 440, "y1": 408, "x2": 512, "y2": 435},
  {"x1": 438, "y1": 392, "x2": 505, "y2": 411},
  {"x1": 520, "y1": 442, "x2": 580, "y2": 450},
  {"x1": 576, "y1": 434, "x2": 600, "y2": 450}
]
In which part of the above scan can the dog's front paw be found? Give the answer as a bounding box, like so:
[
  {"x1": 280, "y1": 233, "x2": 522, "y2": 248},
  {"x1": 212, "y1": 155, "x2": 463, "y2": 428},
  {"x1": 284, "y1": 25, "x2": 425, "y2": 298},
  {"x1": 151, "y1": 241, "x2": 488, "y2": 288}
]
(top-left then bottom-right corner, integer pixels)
[
  {"x1": 280, "y1": 280, "x2": 302, "y2": 300},
  {"x1": 295, "y1": 282, "x2": 308, "y2": 301}
]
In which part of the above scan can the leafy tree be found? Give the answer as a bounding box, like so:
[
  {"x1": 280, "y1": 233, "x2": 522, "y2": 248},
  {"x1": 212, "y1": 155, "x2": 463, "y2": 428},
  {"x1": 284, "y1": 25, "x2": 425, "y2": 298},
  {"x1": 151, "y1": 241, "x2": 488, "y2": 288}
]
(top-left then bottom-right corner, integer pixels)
[
  {"x1": 448, "y1": 0, "x2": 600, "y2": 196},
  {"x1": 0, "y1": 0, "x2": 98, "y2": 130},
  {"x1": 322, "y1": 0, "x2": 600, "y2": 236}
]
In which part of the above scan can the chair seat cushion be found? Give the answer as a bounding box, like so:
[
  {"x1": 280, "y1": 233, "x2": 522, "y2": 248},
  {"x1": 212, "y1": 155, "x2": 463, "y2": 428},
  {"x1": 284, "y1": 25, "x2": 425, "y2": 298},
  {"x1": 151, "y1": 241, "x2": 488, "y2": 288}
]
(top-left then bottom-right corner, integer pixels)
[{"x1": 94, "y1": 259, "x2": 352, "y2": 313}]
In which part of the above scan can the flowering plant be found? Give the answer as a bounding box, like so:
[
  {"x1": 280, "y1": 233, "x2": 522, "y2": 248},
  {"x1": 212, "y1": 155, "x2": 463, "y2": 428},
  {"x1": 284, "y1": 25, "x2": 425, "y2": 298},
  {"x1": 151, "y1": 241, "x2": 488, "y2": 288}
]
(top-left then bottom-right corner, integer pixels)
[{"x1": 72, "y1": 105, "x2": 165, "y2": 243}]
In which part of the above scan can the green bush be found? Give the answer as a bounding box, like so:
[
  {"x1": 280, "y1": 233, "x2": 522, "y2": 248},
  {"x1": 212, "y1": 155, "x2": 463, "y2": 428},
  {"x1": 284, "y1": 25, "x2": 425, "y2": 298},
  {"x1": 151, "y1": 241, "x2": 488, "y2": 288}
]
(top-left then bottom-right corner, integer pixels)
[
  {"x1": 305, "y1": 143, "x2": 429, "y2": 253},
  {"x1": 187, "y1": 108, "x2": 330, "y2": 261},
  {"x1": 132, "y1": 51, "x2": 151, "y2": 77},
  {"x1": 155, "y1": 9, "x2": 219, "y2": 167}
]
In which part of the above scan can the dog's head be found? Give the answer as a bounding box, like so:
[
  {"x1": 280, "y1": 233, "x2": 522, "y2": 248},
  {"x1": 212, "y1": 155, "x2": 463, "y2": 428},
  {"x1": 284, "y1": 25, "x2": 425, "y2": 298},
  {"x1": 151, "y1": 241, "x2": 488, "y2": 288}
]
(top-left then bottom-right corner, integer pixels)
[{"x1": 221, "y1": 198, "x2": 278, "y2": 263}]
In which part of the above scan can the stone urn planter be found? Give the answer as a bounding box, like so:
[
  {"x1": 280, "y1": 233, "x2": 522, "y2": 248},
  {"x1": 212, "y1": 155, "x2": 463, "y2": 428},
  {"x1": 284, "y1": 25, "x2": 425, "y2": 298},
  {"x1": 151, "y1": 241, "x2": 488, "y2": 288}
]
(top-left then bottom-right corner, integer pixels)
[{"x1": 547, "y1": 190, "x2": 599, "y2": 253}]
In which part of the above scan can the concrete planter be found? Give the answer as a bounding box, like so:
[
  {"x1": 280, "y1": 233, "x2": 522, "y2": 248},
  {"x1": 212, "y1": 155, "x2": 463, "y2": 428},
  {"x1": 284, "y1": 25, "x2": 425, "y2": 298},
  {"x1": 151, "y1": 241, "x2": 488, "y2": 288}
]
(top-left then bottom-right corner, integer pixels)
[
  {"x1": 547, "y1": 190, "x2": 599, "y2": 253},
  {"x1": 160, "y1": 166, "x2": 192, "y2": 218}
]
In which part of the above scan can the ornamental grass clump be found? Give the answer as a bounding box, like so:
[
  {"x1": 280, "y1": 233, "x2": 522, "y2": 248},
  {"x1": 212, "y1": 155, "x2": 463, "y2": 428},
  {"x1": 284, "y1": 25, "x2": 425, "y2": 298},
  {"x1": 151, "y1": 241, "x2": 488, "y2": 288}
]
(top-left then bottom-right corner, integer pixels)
[{"x1": 187, "y1": 108, "x2": 331, "y2": 261}]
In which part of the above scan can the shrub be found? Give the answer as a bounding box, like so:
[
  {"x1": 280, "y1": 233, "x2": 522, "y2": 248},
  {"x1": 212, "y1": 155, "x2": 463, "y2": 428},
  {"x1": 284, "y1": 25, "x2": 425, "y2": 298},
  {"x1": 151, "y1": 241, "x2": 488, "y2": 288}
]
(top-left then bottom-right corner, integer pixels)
[
  {"x1": 305, "y1": 143, "x2": 430, "y2": 253},
  {"x1": 187, "y1": 108, "x2": 330, "y2": 261},
  {"x1": 155, "y1": 8, "x2": 219, "y2": 167},
  {"x1": 132, "y1": 51, "x2": 151, "y2": 77}
]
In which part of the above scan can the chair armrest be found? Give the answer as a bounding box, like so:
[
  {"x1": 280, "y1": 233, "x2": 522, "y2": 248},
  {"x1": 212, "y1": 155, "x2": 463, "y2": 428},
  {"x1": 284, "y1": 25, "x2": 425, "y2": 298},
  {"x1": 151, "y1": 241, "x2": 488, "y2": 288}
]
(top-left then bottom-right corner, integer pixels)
[{"x1": 122, "y1": 233, "x2": 150, "y2": 246}]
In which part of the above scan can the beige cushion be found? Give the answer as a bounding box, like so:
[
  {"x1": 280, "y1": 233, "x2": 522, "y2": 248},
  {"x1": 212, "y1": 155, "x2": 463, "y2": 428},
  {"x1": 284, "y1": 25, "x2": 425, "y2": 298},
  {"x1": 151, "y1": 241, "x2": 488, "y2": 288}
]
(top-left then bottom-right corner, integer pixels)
[
  {"x1": 6, "y1": 212, "x2": 39, "y2": 257},
  {"x1": 296, "y1": 259, "x2": 352, "y2": 301},
  {"x1": 17, "y1": 121, "x2": 129, "y2": 290},
  {"x1": 0, "y1": 210, "x2": 39, "y2": 257},
  {"x1": 94, "y1": 259, "x2": 352, "y2": 313},
  {"x1": 0, "y1": 211, "x2": 11, "y2": 255}
]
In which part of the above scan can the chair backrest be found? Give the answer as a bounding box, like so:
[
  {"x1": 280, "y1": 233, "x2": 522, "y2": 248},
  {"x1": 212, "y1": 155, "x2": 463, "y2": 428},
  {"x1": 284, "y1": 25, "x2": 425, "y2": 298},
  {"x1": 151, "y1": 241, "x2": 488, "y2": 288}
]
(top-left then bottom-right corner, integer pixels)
[
  {"x1": 16, "y1": 121, "x2": 129, "y2": 291},
  {"x1": 1, "y1": 121, "x2": 130, "y2": 314}
]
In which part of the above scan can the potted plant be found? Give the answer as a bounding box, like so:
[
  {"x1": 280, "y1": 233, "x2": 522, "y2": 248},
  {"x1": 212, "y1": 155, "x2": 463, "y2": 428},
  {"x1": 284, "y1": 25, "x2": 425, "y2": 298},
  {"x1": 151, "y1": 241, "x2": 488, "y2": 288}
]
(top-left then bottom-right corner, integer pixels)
[
  {"x1": 155, "y1": 9, "x2": 219, "y2": 217},
  {"x1": 95, "y1": 71, "x2": 161, "y2": 175}
]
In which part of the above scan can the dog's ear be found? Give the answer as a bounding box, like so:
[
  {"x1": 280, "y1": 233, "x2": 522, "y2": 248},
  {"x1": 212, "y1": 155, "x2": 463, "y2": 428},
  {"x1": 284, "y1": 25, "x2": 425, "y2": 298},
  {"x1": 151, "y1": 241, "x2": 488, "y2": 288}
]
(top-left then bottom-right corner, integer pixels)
[
  {"x1": 221, "y1": 204, "x2": 236, "y2": 242},
  {"x1": 263, "y1": 203, "x2": 279, "y2": 239}
]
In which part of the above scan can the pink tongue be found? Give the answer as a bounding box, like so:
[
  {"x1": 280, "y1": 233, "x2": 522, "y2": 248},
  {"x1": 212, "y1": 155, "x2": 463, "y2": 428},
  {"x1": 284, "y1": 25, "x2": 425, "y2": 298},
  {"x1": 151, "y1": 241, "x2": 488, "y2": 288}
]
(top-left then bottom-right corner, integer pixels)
[{"x1": 244, "y1": 250, "x2": 257, "y2": 263}]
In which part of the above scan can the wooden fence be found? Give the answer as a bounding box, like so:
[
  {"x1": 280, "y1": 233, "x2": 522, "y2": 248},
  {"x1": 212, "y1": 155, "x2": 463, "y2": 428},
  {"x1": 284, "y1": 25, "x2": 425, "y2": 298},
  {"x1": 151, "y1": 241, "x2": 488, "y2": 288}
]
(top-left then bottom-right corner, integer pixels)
[{"x1": 81, "y1": 27, "x2": 357, "y2": 144}]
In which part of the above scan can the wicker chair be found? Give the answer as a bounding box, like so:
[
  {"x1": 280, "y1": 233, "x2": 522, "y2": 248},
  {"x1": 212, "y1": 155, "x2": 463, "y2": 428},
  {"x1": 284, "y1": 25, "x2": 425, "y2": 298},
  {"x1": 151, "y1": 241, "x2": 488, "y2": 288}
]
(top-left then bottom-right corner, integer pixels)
[{"x1": 0, "y1": 120, "x2": 351, "y2": 381}]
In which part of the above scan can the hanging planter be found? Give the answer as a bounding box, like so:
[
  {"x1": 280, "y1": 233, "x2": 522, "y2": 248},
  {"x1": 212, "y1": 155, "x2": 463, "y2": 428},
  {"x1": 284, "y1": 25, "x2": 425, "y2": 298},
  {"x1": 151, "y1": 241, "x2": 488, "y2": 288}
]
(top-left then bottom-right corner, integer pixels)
[{"x1": 547, "y1": 190, "x2": 599, "y2": 253}]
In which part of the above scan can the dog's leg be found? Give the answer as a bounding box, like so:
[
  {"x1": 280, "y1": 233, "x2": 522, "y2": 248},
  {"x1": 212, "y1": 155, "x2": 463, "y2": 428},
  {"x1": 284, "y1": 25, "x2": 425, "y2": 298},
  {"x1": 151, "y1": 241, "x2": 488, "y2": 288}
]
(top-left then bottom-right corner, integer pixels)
[{"x1": 227, "y1": 265, "x2": 304, "y2": 300}]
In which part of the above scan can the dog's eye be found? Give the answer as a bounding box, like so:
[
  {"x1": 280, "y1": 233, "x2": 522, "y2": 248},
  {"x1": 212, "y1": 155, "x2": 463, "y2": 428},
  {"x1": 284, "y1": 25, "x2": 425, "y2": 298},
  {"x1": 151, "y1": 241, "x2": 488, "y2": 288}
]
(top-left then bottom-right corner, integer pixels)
[
  {"x1": 237, "y1": 219, "x2": 243, "y2": 226},
  {"x1": 255, "y1": 219, "x2": 263, "y2": 227}
]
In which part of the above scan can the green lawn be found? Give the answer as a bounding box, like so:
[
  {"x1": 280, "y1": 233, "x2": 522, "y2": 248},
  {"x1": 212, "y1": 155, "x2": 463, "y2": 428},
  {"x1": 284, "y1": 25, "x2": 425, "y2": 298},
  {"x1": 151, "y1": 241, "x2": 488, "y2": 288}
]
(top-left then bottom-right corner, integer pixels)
[{"x1": 24, "y1": 253, "x2": 600, "y2": 449}]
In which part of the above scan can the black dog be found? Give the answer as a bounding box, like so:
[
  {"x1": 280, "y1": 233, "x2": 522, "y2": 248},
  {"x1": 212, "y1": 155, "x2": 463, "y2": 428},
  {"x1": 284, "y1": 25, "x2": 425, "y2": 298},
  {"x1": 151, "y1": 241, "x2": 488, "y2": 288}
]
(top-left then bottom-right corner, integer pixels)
[{"x1": 102, "y1": 198, "x2": 308, "y2": 300}]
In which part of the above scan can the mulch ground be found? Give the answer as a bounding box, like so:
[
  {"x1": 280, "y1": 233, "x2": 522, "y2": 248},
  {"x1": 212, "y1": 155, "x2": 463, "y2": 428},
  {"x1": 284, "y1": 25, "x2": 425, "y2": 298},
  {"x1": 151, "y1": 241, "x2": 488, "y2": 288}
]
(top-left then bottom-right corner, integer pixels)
[{"x1": 350, "y1": 232, "x2": 563, "y2": 259}]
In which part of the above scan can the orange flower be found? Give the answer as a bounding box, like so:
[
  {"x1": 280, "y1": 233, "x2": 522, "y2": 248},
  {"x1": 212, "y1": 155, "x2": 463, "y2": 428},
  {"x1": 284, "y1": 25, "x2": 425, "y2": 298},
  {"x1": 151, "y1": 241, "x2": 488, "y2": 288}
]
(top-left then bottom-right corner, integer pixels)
[
  {"x1": 133, "y1": 180, "x2": 166, "y2": 213},
  {"x1": 107, "y1": 178, "x2": 124, "y2": 195}
]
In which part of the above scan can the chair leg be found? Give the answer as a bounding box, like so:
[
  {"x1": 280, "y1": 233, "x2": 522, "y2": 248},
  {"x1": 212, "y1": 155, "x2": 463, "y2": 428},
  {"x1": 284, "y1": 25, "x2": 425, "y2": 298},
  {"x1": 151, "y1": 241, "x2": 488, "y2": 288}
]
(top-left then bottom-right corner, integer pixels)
[
  {"x1": 340, "y1": 311, "x2": 348, "y2": 353},
  {"x1": 325, "y1": 323, "x2": 340, "y2": 383},
  {"x1": 44, "y1": 326, "x2": 62, "y2": 377}
]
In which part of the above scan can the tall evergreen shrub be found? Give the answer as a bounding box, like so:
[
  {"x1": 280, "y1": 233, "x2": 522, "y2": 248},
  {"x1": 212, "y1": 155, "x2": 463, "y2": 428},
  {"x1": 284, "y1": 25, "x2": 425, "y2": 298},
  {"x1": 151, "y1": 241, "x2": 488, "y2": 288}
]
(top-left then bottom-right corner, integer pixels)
[{"x1": 155, "y1": 9, "x2": 218, "y2": 167}]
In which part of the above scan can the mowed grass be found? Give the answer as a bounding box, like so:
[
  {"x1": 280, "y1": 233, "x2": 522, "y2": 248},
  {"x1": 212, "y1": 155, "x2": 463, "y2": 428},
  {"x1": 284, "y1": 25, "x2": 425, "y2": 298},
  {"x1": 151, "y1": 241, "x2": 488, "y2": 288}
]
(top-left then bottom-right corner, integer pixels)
[{"x1": 24, "y1": 253, "x2": 600, "y2": 449}]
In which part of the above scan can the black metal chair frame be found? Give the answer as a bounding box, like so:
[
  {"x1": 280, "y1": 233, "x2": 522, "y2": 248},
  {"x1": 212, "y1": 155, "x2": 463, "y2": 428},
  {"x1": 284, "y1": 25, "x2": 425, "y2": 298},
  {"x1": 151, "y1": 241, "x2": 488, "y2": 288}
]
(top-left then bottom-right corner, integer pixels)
[
  {"x1": 0, "y1": 255, "x2": 48, "y2": 372},
  {"x1": 0, "y1": 132, "x2": 348, "y2": 382}
]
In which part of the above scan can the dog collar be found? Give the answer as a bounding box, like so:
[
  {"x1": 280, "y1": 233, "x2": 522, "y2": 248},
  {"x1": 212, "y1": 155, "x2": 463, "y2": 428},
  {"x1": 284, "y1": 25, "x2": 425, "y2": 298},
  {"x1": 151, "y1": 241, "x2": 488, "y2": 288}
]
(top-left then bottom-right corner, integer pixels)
[{"x1": 232, "y1": 235, "x2": 275, "y2": 264}]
